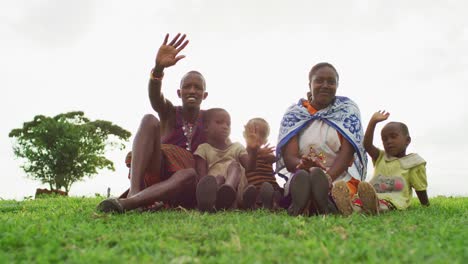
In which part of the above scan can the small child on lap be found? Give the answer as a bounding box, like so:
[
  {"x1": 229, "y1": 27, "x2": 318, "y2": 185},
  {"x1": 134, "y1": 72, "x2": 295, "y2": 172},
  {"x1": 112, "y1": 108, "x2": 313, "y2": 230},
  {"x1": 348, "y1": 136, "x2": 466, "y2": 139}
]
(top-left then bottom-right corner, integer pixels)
[
  {"x1": 195, "y1": 108, "x2": 267, "y2": 211},
  {"x1": 332, "y1": 110, "x2": 429, "y2": 215}
]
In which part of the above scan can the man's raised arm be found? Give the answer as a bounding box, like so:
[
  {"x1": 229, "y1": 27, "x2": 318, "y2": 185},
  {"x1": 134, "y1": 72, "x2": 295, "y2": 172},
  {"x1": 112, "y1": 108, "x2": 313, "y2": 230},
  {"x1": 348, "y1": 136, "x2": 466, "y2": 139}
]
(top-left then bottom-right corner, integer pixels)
[{"x1": 149, "y1": 33, "x2": 189, "y2": 115}]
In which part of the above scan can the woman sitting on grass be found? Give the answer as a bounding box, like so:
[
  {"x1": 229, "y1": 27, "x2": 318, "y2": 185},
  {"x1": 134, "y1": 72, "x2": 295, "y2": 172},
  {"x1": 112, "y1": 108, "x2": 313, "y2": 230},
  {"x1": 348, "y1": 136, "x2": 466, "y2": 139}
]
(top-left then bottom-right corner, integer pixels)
[
  {"x1": 332, "y1": 111, "x2": 429, "y2": 215},
  {"x1": 276, "y1": 62, "x2": 367, "y2": 216},
  {"x1": 195, "y1": 108, "x2": 269, "y2": 212}
]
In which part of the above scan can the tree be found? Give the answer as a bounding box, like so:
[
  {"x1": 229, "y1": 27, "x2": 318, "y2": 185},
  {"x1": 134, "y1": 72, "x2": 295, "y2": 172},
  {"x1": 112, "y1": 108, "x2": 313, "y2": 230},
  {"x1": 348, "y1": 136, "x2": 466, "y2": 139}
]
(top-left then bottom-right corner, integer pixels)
[{"x1": 9, "y1": 111, "x2": 131, "y2": 192}]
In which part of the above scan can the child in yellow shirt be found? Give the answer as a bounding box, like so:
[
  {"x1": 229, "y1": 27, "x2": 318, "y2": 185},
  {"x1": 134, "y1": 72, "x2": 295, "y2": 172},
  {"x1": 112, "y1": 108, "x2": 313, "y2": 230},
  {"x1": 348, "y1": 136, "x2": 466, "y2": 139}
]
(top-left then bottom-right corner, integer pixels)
[
  {"x1": 332, "y1": 110, "x2": 429, "y2": 215},
  {"x1": 195, "y1": 108, "x2": 266, "y2": 211}
]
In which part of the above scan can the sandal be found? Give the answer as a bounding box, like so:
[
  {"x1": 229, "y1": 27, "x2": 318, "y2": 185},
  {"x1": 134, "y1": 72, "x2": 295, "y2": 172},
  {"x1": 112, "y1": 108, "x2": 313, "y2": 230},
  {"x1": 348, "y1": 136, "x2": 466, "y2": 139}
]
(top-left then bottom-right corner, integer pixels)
[
  {"x1": 259, "y1": 182, "x2": 274, "y2": 210},
  {"x1": 358, "y1": 182, "x2": 379, "y2": 215},
  {"x1": 288, "y1": 170, "x2": 311, "y2": 216},
  {"x1": 242, "y1": 185, "x2": 258, "y2": 210},
  {"x1": 215, "y1": 184, "x2": 236, "y2": 210},
  {"x1": 196, "y1": 176, "x2": 217, "y2": 212},
  {"x1": 96, "y1": 198, "x2": 125, "y2": 214},
  {"x1": 331, "y1": 181, "x2": 353, "y2": 216}
]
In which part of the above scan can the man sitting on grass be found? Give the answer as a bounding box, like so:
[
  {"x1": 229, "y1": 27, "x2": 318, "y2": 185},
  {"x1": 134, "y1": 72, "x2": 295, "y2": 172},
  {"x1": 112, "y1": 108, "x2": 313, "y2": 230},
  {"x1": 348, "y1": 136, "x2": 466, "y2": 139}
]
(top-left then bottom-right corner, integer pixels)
[{"x1": 97, "y1": 33, "x2": 208, "y2": 213}]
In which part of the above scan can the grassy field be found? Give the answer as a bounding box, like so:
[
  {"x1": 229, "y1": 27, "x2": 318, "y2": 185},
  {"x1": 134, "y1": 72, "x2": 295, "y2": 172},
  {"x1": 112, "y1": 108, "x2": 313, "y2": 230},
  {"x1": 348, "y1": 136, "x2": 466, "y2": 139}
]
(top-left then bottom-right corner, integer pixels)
[{"x1": 0, "y1": 196, "x2": 467, "y2": 263}]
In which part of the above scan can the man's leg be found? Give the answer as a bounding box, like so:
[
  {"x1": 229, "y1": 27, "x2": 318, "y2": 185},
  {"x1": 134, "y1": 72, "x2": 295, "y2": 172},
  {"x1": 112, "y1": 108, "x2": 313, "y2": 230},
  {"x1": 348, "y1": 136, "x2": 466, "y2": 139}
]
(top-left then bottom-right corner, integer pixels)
[
  {"x1": 128, "y1": 114, "x2": 162, "y2": 197},
  {"x1": 119, "y1": 168, "x2": 197, "y2": 211}
]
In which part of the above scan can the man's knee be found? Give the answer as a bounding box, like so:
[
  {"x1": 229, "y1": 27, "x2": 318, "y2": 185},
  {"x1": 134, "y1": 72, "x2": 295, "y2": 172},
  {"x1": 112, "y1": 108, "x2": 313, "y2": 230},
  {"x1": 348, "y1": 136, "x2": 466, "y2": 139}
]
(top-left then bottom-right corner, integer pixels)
[
  {"x1": 178, "y1": 168, "x2": 197, "y2": 186},
  {"x1": 140, "y1": 114, "x2": 160, "y2": 131}
]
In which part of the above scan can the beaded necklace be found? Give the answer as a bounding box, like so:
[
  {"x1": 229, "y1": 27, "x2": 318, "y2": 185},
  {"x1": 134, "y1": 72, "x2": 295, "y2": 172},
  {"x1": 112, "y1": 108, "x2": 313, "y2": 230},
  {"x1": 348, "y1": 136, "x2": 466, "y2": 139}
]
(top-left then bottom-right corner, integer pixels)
[{"x1": 182, "y1": 119, "x2": 196, "y2": 151}]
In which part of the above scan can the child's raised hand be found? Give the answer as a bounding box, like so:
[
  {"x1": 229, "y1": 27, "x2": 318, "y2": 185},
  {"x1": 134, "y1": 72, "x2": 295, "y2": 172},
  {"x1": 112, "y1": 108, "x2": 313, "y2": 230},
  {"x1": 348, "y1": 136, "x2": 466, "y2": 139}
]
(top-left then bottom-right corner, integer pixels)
[
  {"x1": 371, "y1": 110, "x2": 390, "y2": 123},
  {"x1": 245, "y1": 124, "x2": 262, "y2": 150},
  {"x1": 258, "y1": 143, "x2": 275, "y2": 155},
  {"x1": 257, "y1": 143, "x2": 277, "y2": 164}
]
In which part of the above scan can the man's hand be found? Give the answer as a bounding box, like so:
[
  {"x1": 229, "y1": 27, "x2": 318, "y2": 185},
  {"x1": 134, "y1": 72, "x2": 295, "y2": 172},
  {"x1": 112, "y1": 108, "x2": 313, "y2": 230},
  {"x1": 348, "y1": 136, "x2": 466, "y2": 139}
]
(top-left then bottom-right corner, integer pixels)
[
  {"x1": 155, "y1": 33, "x2": 189, "y2": 69},
  {"x1": 370, "y1": 110, "x2": 390, "y2": 124}
]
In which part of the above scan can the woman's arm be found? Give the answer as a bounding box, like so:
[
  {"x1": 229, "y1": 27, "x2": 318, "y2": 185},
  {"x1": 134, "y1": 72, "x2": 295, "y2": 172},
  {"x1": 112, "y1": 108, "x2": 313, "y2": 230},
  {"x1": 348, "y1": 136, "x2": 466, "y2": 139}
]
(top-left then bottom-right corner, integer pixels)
[
  {"x1": 326, "y1": 139, "x2": 355, "y2": 181},
  {"x1": 282, "y1": 136, "x2": 302, "y2": 172}
]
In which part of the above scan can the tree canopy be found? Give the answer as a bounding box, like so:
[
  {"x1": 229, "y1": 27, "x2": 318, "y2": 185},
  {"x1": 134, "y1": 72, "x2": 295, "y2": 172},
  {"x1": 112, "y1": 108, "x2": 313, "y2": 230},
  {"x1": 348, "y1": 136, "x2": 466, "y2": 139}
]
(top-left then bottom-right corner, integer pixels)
[{"x1": 9, "y1": 111, "x2": 131, "y2": 192}]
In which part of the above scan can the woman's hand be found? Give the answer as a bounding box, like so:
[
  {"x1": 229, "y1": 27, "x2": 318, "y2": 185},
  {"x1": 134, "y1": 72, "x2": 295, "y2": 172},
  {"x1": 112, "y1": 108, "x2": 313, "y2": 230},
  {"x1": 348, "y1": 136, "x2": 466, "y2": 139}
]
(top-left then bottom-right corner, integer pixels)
[
  {"x1": 155, "y1": 33, "x2": 189, "y2": 69},
  {"x1": 296, "y1": 155, "x2": 326, "y2": 171}
]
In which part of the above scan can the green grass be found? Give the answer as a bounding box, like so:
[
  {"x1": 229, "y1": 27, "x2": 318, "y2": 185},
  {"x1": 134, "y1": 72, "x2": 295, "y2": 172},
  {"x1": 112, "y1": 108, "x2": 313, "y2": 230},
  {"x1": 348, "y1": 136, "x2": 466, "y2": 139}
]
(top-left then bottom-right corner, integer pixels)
[{"x1": 1, "y1": 196, "x2": 467, "y2": 263}]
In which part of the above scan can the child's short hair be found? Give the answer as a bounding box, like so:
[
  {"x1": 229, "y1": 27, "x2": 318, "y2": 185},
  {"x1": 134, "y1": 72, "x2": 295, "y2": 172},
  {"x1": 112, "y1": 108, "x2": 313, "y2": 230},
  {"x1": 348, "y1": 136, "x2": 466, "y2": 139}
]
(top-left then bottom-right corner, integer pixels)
[
  {"x1": 204, "y1": 108, "x2": 228, "y2": 124},
  {"x1": 386, "y1": 121, "x2": 410, "y2": 137},
  {"x1": 245, "y1": 118, "x2": 270, "y2": 140}
]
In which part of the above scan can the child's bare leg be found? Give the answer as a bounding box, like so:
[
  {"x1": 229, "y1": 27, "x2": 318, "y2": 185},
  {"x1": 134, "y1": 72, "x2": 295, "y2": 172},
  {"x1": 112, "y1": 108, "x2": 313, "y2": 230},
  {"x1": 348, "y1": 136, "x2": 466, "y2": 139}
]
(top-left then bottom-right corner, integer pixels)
[
  {"x1": 120, "y1": 168, "x2": 197, "y2": 211},
  {"x1": 215, "y1": 175, "x2": 225, "y2": 186},
  {"x1": 352, "y1": 204, "x2": 363, "y2": 213},
  {"x1": 378, "y1": 201, "x2": 391, "y2": 213},
  {"x1": 224, "y1": 161, "x2": 241, "y2": 187},
  {"x1": 128, "y1": 114, "x2": 163, "y2": 197},
  {"x1": 215, "y1": 161, "x2": 240, "y2": 210}
]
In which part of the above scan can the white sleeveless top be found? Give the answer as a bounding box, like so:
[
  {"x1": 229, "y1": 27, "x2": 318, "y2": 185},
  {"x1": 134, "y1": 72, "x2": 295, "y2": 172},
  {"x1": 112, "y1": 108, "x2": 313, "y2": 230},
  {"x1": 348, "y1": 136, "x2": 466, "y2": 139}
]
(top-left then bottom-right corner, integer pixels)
[{"x1": 284, "y1": 120, "x2": 360, "y2": 195}]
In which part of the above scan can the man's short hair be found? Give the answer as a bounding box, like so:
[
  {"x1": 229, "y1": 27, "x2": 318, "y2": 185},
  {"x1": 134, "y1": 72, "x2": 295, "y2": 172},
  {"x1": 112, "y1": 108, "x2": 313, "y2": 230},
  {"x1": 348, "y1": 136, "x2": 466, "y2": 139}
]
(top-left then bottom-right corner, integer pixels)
[{"x1": 180, "y1": 71, "x2": 206, "y2": 90}]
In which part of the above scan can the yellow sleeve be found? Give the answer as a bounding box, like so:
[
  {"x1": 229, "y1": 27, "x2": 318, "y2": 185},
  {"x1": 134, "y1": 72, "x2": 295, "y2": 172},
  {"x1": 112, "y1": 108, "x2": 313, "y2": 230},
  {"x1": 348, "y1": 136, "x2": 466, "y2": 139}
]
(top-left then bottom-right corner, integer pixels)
[
  {"x1": 231, "y1": 142, "x2": 247, "y2": 159},
  {"x1": 409, "y1": 164, "x2": 428, "y2": 191},
  {"x1": 238, "y1": 143, "x2": 247, "y2": 157},
  {"x1": 373, "y1": 149, "x2": 385, "y2": 167},
  {"x1": 194, "y1": 143, "x2": 208, "y2": 160}
]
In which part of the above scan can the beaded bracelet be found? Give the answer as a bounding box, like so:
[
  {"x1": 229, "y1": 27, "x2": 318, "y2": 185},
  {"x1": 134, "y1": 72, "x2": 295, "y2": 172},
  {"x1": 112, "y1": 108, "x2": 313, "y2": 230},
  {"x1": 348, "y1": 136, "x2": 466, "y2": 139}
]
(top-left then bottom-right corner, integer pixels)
[{"x1": 150, "y1": 69, "x2": 164, "y2": 81}]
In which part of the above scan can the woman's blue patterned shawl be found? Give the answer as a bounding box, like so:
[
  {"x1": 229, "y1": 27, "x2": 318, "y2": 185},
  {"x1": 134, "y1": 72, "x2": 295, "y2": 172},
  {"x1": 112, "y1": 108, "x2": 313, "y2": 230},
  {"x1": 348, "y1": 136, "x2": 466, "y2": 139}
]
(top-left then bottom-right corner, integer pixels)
[{"x1": 276, "y1": 96, "x2": 367, "y2": 181}]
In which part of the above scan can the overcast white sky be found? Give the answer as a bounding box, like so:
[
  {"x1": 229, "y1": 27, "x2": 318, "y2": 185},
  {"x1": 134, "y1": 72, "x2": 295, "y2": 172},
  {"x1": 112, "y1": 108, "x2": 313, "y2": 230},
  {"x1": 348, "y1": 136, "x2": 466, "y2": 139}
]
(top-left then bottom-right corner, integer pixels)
[{"x1": 1, "y1": 0, "x2": 467, "y2": 200}]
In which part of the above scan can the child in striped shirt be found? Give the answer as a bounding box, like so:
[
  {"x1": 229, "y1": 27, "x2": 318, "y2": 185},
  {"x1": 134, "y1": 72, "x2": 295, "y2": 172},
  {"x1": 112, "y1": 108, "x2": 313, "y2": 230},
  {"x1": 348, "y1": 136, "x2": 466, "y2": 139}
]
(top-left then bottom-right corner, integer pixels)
[{"x1": 244, "y1": 118, "x2": 283, "y2": 209}]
